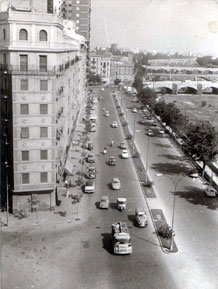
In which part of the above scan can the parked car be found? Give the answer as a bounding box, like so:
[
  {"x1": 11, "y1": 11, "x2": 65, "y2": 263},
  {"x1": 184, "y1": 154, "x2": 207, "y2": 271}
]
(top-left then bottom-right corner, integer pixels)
[
  {"x1": 132, "y1": 108, "x2": 137, "y2": 113},
  {"x1": 117, "y1": 198, "x2": 127, "y2": 211},
  {"x1": 120, "y1": 141, "x2": 127, "y2": 149},
  {"x1": 101, "y1": 88, "x2": 104, "y2": 91},
  {"x1": 147, "y1": 129, "x2": 154, "y2": 137},
  {"x1": 204, "y1": 186, "x2": 217, "y2": 197},
  {"x1": 121, "y1": 150, "x2": 129, "y2": 159},
  {"x1": 108, "y1": 156, "x2": 116, "y2": 166},
  {"x1": 86, "y1": 166, "x2": 96, "y2": 179},
  {"x1": 99, "y1": 196, "x2": 109, "y2": 209},
  {"x1": 105, "y1": 110, "x2": 110, "y2": 117},
  {"x1": 87, "y1": 154, "x2": 95, "y2": 163},
  {"x1": 84, "y1": 180, "x2": 95, "y2": 193},
  {"x1": 139, "y1": 119, "x2": 147, "y2": 125},
  {"x1": 90, "y1": 125, "x2": 96, "y2": 132},
  {"x1": 135, "y1": 207, "x2": 148, "y2": 227},
  {"x1": 158, "y1": 129, "x2": 165, "y2": 135},
  {"x1": 112, "y1": 121, "x2": 118, "y2": 128},
  {"x1": 188, "y1": 168, "x2": 199, "y2": 179},
  {"x1": 112, "y1": 178, "x2": 121, "y2": 190},
  {"x1": 152, "y1": 121, "x2": 158, "y2": 127}
]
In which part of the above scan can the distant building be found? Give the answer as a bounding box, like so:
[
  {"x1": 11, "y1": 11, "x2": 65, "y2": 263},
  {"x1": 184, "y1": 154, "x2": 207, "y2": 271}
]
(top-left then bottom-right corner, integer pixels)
[
  {"x1": 60, "y1": 0, "x2": 91, "y2": 43},
  {"x1": 110, "y1": 55, "x2": 134, "y2": 83},
  {"x1": 148, "y1": 58, "x2": 197, "y2": 67},
  {"x1": 90, "y1": 51, "x2": 112, "y2": 83},
  {"x1": 0, "y1": 4, "x2": 87, "y2": 213}
]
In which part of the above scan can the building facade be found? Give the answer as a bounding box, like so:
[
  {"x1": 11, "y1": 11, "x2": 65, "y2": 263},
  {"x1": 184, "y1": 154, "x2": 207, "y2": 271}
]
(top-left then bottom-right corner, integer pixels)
[
  {"x1": 0, "y1": 6, "x2": 87, "y2": 213},
  {"x1": 59, "y1": 0, "x2": 91, "y2": 42},
  {"x1": 110, "y1": 55, "x2": 134, "y2": 83},
  {"x1": 90, "y1": 51, "x2": 112, "y2": 84}
]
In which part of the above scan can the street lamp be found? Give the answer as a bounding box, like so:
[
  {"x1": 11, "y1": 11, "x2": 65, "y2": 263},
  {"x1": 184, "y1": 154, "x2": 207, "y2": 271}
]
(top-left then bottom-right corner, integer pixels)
[
  {"x1": 157, "y1": 173, "x2": 190, "y2": 251},
  {"x1": 4, "y1": 161, "x2": 9, "y2": 226}
]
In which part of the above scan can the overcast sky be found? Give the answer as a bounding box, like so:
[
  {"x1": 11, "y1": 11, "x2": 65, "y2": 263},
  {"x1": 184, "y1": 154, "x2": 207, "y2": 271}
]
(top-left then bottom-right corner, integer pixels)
[{"x1": 90, "y1": 0, "x2": 218, "y2": 55}]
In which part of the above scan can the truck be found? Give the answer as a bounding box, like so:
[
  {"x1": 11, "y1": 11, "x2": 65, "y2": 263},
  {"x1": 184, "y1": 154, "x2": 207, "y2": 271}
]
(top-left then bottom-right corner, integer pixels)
[{"x1": 111, "y1": 222, "x2": 132, "y2": 254}]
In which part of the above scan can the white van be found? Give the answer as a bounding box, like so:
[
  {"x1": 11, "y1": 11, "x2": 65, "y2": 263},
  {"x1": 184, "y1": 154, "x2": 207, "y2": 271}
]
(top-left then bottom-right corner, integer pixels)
[{"x1": 89, "y1": 115, "x2": 97, "y2": 123}]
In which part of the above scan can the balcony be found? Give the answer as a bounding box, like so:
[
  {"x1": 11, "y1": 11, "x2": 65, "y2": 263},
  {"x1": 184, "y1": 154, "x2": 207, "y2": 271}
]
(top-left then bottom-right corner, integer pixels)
[{"x1": 0, "y1": 64, "x2": 55, "y2": 75}]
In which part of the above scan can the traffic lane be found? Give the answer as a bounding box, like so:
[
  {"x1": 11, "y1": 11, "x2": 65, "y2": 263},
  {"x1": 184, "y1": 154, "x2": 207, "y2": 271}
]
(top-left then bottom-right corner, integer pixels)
[{"x1": 78, "y1": 90, "x2": 177, "y2": 289}]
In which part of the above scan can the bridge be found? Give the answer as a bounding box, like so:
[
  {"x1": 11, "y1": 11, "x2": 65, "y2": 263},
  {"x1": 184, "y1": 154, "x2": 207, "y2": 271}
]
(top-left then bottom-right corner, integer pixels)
[{"x1": 144, "y1": 80, "x2": 218, "y2": 94}]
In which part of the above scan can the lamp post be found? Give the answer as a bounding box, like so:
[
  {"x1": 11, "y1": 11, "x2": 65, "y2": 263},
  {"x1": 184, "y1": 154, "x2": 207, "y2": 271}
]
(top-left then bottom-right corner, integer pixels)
[{"x1": 4, "y1": 161, "x2": 9, "y2": 226}]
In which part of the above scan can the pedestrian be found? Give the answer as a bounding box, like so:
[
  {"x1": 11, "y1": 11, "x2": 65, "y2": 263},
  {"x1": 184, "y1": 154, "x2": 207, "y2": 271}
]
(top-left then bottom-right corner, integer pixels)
[
  {"x1": 111, "y1": 139, "x2": 114, "y2": 146},
  {"x1": 103, "y1": 147, "x2": 107, "y2": 154}
]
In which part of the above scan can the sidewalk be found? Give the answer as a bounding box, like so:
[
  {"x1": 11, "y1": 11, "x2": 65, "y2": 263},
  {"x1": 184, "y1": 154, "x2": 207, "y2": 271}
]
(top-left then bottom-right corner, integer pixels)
[{"x1": 1, "y1": 100, "x2": 90, "y2": 230}]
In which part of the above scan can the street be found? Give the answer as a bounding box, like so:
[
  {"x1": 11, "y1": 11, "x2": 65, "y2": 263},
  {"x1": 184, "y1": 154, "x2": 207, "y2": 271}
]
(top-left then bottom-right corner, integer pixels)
[{"x1": 1, "y1": 86, "x2": 218, "y2": 289}]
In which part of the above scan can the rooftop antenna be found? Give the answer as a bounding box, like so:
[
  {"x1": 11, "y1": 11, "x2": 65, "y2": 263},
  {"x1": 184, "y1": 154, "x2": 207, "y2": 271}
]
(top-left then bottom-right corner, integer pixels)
[{"x1": 104, "y1": 17, "x2": 110, "y2": 47}]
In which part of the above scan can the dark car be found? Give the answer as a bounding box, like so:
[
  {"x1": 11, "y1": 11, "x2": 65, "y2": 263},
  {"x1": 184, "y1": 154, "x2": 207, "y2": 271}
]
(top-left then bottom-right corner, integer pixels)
[{"x1": 108, "y1": 156, "x2": 116, "y2": 166}]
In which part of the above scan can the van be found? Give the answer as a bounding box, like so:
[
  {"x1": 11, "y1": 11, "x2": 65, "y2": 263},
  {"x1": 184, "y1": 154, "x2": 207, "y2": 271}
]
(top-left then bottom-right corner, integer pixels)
[
  {"x1": 89, "y1": 115, "x2": 97, "y2": 123},
  {"x1": 135, "y1": 207, "x2": 148, "y2": 227}
]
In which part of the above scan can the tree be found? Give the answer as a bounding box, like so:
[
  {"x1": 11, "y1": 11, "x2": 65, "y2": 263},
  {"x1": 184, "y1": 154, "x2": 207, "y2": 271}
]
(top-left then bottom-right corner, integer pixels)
[
  {"x1": 137, "y1": 88, "x2": 157, "y2": 108},
  {"x1": 87, "y1": 71, "x2": 102, "y2": 84},
  {"x1": 184, "y1": 121, "x2": 218, "y2": 175},
  {"x1": 114, "y1": 78, "x2": 121, "y2": 85}
]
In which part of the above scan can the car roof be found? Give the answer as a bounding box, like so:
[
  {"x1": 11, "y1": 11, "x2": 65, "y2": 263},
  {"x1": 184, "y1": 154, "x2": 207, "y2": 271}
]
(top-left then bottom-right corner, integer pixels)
[
  {"x1": 101, "y1": 196, "x2": 109, "y2": 200},
  {"x1": 113, "y1": 178, "x2": 120, "y2": 182}
]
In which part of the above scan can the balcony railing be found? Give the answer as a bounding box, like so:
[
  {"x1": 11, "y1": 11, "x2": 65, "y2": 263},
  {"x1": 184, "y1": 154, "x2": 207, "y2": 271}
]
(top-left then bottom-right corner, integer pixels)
[{"x1": 0, "y1": 64, "x2": 55, "y2": 75}]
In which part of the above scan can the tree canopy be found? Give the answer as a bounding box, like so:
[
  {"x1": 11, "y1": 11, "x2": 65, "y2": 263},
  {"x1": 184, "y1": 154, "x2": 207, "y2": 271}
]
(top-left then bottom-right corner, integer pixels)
[
  {"x1": 88, "y1": 71, "x2": 102, "y2": 84},
  {"x1": 183, "y1": 121, "x2": 218, "y2": 174}
]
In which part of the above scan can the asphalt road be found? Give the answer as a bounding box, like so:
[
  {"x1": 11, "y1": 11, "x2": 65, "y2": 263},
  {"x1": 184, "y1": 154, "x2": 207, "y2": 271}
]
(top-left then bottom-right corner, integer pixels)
[
  {"x1": 1, "y1": 86, "x2": 217, "y2": 289},
  {"x1": 118, "y1": 88, "x2": 218, "y2": 289}
]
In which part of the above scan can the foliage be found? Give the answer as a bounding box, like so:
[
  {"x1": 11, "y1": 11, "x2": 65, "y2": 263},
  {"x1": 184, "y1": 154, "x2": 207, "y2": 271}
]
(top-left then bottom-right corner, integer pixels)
[
  {"x1": 153, "y1": 100, "x2": 185, "y2": 129},
  {"x1": 87, "y1": 71, "x2": 102, "y2": 84},
  {"x1": 137, "y1": 88, "x2": 157, "y2": 108},
  {"x1": 114, "y1": 78, "x2": 121, "y2": 85},
  {"x1": 183, "y1": 121, "x2": 218, "y2": 174},
  {"x1": 196, "y1": 55, "x2": 218, "y2": 67}
]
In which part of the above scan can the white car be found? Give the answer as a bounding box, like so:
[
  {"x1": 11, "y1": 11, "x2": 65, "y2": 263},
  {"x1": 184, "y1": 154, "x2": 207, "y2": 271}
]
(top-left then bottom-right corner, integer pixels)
[
  {"x1": 105, "y1": 111, "x2": 110, "y2": 117},
  {"x1": 132, "y1": 108, "x2": 137, "y2": 113},
  {"x1": 112, "y1": 178, "x2": 121, "y2": 190},
  {"x1": 159, "y1": 129, "x2": 165, "y2": 135},
  {"x1": 112, "y1": 121, "x2": 118, "y2": 128},
  {"x1": 120, "y1": 141, "x2": 127, "y2": 149},
  {"x1": 101, "y1": 88, "x2": 104, "y2": 91},
  {"x1": 147, "y1": 129, "x2": 154, "y2": 137},
  {"x1": 99, "y1": 196, "x2": 109, "y2": 209},
  {"x1": 204, "y1": 186, "x2": 217, "y2": 197},
  {"x1": 121, "y1": 150, "x2": 129, "y2": 159},
  {"x1": 84, "y1": 180, "x2": 95, "y2": 193}
]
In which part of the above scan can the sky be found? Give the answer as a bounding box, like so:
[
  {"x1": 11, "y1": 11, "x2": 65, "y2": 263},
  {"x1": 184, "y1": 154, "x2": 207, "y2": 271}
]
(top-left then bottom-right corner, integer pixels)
[{"x1": 90, "y1": 0, "x2": 218, "y2": 55}]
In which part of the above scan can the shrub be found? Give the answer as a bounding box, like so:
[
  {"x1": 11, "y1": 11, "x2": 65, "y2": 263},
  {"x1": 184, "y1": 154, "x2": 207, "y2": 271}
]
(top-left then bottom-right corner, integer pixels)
[
  {"x1": 201, "y1": 101, "x2": 207, "y2": 107},
  {"x1": 119, "y1": 112, "x2": 124, "y2": 116}
]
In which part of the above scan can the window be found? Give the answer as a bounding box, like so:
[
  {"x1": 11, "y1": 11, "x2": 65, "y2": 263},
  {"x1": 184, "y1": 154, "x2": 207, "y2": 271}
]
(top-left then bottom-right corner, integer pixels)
[
  {"x1": 40, "y1": 172, "x2": 48, "y2": 183},
  {"x1": 20, "y1": 55, "x2": 28, "y2": 71},
  {"x1": 20, "y1": 104, "x2": 29, "y2": 115},
  {"x1": 40, "y1": 80, "x2": 48, "y2": 91},
  {"x1": 19, "y1": 29, "x2": 28, "y2": 40},
  {"x1": 22, "y1": 173, "x2": 29, "y2": 184},
  {"x1": 3, "y1": 53, "x2": 7, "y2": 66},
  {"x1": 40, "y1": 150, "x2": 48, "y2": 160},
  {"x1": 39, "y1": 56, "x2": 47, "y2": 72},
  {"x1": 76, "y1": 0, "x2": 80, "y2": 3},
  {"x1": 40, "y1": 127, "x2": 48, "y2": 138},
  {"x1": 21, "y1": 127, "x2": 29, "y2": 139},
  {"x1": 3, "y1": 28, "x2": 6, "y2": 40},
  {"x1": 22, "y1": 151, "x2": 29, "y2": 161},
  {"x1": 76, "y1": 7, "x2": 80, "y2": 10},
  {"x1": 40, "y1": 104, "x2": 48, "y2": 114},
  {"x1": 21, "y1": 79, "x2": 28, "y2": 90},
  {"x1": 76, "y1": 20, "x2": 79, "y2": 23},
  {"x1": 76, "y1": 13, "x2": 79, "y2": 17},
  {"x1": 39, "y1": 30, "x2": 47, "y2": 41}
]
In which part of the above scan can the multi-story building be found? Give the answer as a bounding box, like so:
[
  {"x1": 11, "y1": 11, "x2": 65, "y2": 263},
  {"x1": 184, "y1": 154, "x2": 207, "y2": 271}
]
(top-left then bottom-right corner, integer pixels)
[
  {"x1": 90, "y1": 51, "x2": 112, "y2": 84},
  {"x1": 110, "y1": 54, "x2": 134, "y2": 83},
  {"x1": 60, "y1": 0, "x2": 91, "y2": 43},
  {"x1": 0, "y1": 3, "x2": 87, "y2": 213}
]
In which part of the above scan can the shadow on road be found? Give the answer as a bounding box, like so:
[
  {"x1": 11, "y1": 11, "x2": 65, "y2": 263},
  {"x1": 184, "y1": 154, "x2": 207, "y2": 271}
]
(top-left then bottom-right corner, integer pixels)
[
  {"x1": 153, "y1": 143, "x2": 171, "y2": 148},
  {"x1": 101, "y1": 233, "x2": 113, "y2": 254},
  {"x1": 175, "y1": 186, "x2": 218, "y2": 210},
  {"x1": 158, "y1": 154, "x2": 184, "y2": 161},
  {"x1": 109, "y1": 202, "x2": 117, "y2": 210},
  {"x1": 127, "y1": 214, "x2": 136, "y2": 226},
  {"x1": 95, "y1": 201, "x2": 100, "y2": 209},
  {"x1": 151, "y1": 162, "x2": 189, "y2": 175}
]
